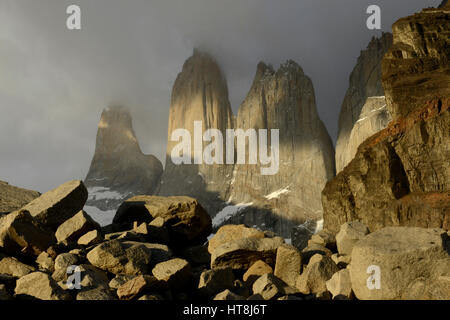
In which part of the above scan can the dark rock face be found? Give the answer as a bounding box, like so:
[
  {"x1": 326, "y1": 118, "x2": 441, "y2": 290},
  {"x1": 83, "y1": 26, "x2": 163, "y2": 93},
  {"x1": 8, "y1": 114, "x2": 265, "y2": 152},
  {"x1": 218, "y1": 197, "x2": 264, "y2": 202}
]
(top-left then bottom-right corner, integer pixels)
[
  {"x1": 322, "y1": 7, "x2": 450, "y2": 234},
  {"x1": 335, "y1": 33, "x2": 393, "y2": 173},
  {"x1": 157, "y1": 50, "x2": 235, "y2": 215},
  {"x1": 84, "y1": 106, "x2": 163, "y2": 224},
  {"x1": 0, "y1": 181, "x2": 40, "y2": 215},
  {"x1": 225, "y1": 61, "x2": 335, "y2": 237}
]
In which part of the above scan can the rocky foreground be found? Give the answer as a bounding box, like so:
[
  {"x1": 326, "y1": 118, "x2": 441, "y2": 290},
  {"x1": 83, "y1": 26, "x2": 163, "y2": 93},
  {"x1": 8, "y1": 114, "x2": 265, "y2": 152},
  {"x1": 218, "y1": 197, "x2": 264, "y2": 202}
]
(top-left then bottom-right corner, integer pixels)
[{"x1": 0, "y1": 179, "x2": 449, "y2": 301}]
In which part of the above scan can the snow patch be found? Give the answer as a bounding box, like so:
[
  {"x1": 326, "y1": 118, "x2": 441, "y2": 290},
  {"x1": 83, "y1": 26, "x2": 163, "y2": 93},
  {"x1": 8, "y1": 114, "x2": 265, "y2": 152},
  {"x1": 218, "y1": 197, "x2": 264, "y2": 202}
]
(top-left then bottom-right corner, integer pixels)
[
  {"x1": 88, "y1": 187, "x2": 124, "y2": 201},
  {"x1": 265, "y1": 187, "x2": 290, "y2": 200},
  {"x1": 212, "y1": 202, "x2": 253, "y2": 228},
  {"x1": 314, "y1": 219, "x2": 324, "y2": 234},
  {"x1": 84, "y1": 205, "x2": 115, "y2": 226}
]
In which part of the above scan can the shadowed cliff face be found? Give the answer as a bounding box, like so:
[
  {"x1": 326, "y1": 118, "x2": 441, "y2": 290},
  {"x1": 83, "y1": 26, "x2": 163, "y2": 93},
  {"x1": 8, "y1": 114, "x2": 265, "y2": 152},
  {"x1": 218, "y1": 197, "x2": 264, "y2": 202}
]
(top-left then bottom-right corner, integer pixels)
[
  {"x1": 322, "y1": 5, "x2": 450, "y2": 234},
  {"x1": 84, "y1": 106, "x2": 163, "y2": 217},
  {"x1": 335, "y1": 33, "x2": 393, "y2": 173}
]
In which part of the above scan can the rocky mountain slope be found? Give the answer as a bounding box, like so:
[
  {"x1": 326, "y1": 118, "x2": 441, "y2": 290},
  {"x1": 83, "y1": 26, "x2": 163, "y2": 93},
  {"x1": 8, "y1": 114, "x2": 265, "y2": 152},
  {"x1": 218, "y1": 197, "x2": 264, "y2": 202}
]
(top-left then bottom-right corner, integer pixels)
[
  {"x1": 322, "y1": 5, "x2": 450, "y2": 234},
  {"x1": 335, "y1": 33, "x2": 393, "y2": 173},
  {"x1": 0, "y1": 179, "x2": 448, "y2": 301},
  {"x1": 225, "y1": 61, "x2": 335, "y2": 237},
  {"x1": 84, "y1": 106, "x2": 163, "y2": 225},
  {"x1": 0, "y1": 181, "x2": 40, "y2": 215}
]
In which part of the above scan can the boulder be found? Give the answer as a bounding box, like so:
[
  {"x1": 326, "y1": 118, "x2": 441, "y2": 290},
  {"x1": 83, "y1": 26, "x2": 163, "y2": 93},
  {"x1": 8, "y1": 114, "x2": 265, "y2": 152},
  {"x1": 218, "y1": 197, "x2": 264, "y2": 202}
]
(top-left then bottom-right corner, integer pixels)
[
  {"x1": 336, "y1": 221, "x2": 369, "y2": 256},
  {"x1": 117, "y1": 275, "x2": 165, "y2": 300},
  {"x1": 243, "y1": 260, "x2": 273, "y2": 287},
  {"x1": 198, "y1": 267, "x2": 235, "y2": 297},
  {"x1": 52, "y1": 253, "x2": 79, "y2": 282},
  {"x1": 114, "y1": 196, "x2": 212, "y2": 246},
  {"x1": 77, "y1": 230, "x2": 103, "y2": 246},
  {"x1": 325, "y1": 269, "x2": 353, "y2": 299},
  {"x1": 274, "y1": 244, "x2": 302, "y2": 287},
  {"x1": 252, "y1": 273, "x2": 287, "y2": 300},
  {"x1": 208, "y1": 225, "x2": 265, "y2": 254},
  {"x1": 296, "y1": 254, "x2": 339, "y2": 295},
  {"x1": 213, "y1": 289, "x2": 244, "y2": 300},
  {"x1": 350, "y1": 227, "x2": 450, "y2": 300},
  {"x1": 211, "y1": 237, "x2": 284, "y2": 270},
  {"x1": 0, "y1": 257, "x2": 35, "y2": 278},
  {"x1": 22, "y1": 180, "x2": 88, "y2": 230},
  {"x1": 291, "y1": 220, "x2": 317, "y2": 251},
  {"x1": 104, "y1": 230, "x2": 145, "y2": 242},
  {"x1": 152, "y1": 258, "x2": 192, "y2": 290},
  {"x1": 109, "y1": 274, "x2": 135, "y2": 290},
  {"x1": 76, "y1": 287, "x2": 116, "y2": 300},
  {"x1": 309, "y1": 229, "x2": 336, "y2": 251},
  {"x1": 55, "y1": 210, "x2": 100, "y2": 243},
  {"x1": 147, "y1": 217, "x2": 170, "y2": 243},
  {"x1": 331, "y1": 253, "x2": 351, "y2": 269},
  {"x1": 36, "y1": 252, "x2": 55, "y2": 272},
  {"x1": 0, "y1": 210, "x2": 55, "y2": 257},
  {"x1": 15, "y1": 271, "x2": 71, "y2": 300},
  {"x1": 301, "y1": 243, "x2": 333, "y2": 265},
  {"x1": 87, "y1": 240, "x2": 153, "y2": 275}
]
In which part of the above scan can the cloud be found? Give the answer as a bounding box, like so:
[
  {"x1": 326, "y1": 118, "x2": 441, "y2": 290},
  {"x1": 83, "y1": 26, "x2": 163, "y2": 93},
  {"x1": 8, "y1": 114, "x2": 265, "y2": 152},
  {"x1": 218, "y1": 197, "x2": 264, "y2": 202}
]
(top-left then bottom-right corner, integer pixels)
[{"x1": 0, "y1": 0, "x2": 440, "y2": 192}]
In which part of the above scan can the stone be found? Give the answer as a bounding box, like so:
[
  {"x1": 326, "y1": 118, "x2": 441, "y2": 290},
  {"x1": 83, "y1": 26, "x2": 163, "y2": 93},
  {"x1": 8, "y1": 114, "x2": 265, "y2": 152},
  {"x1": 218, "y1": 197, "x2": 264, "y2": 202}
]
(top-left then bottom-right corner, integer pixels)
[
  {"x1": 211, "y1": 236, "x2": 284, "y2": 270},
  {"x1": 296, "y1": 254, "x2": 339, "y2": 295},
  {"x1": 134, "y1": 222, "x2": 148, "y2": 235},
  {"x1": 325, "y1": 269, "x2": 353, "y2": 300},
  {"x1": 87, "y1": 240, "x2": 152, "y2": 275},
  {"x1": 77, "y1": 229, "x2": 103, "y2": 246},
  {"x1": 104, "y1": 230, "x2": 145, "y2": 242},
  {"x1": 323, "y1": 6, "x2": 450, "y2": 234},
  {"x1": 252, "y1": 273, "x2": 287, "y2": 300},
  {"x1": 84, "y1": 106, "x2": 163, "y2": 216},
  {"x1": 22, "y1": 180, "x2": 88, "y2": 230},
  {"x1": 76, "y1": 286, "x2": 116, "y2": 300},
  {"x1": 0, "y1": 210, "x2": 55, "y2": 257},
  {"x1": 52, "y1": 253, "x2": 79, "y2": 282},
  {"x1": 15, "y1": 271, "x2": 71, "y2": 300},
  {"x1": 0, "y1": 257, "x2": 35, "y2": 277},
  {"x1": 152, "y1": 258, "x2": 192, "y2": 290},
  {"x1": 208, "y1": 225, "x2": 265, "y2": 254},
  {"x1": 331, "y1": 254, "x2": 351, "y2": 269},
  {"x1": 109, "y1": 274, "x2": 135, "y2": 290},
  {"x1": 198, "y1": 267, "x2": 235, "y2": 297},
  {"x1": 0, "y1": 180, "x2": 40, "y2": 215},
  {"x1": 158, "y1": 50, "x2": 235, "y2": 216},
  {"x1": 55, "y1": 210, "x2": 100, "y2": 243},
  {"x1": 274, "y1": 244, "x2": 302, "y2": 287},
  {"x1": 213, "y1": 289, "x2": 244, "y2": 300},
  {"x1": 336, "y1": 221, "x2": 369, "y2": 256},
  {"x1": 301, "y1": 243, "x2": 333, "y2": 265},
  {"x1": 114, "y1": 195, "x2": 212, "y2": 246},
  {"x1": 36, "y1": 252, "x2": 55, "y2": 272},
  {"x1": 335, "y1": 33, "x2": 393, "y2": 173},
  {"x1": 309, "y1": 229, "x2": 336, "y2": 251},
  {"x1": 243, "y1": 260, "x2": 273, "y2": 287},
  {"x1": 116, "y1": 275, "x2": 163, "y2": 300},
  {"x1": 350, "y1": 227, "x2": 450, "y2": 300}
]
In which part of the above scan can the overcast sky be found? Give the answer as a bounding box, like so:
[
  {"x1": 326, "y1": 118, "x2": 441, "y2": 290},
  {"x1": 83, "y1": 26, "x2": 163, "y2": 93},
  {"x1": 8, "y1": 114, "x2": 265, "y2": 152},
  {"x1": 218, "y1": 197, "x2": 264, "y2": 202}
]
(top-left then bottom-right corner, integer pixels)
[{"x1": 0, "y1": 0, "x2": 440, "y2": 193}]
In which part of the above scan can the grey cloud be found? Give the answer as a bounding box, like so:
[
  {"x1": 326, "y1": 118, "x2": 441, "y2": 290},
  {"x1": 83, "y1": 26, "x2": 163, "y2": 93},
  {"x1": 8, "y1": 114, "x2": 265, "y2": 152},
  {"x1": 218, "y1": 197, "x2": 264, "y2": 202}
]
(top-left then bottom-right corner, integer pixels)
[{"x1": 0, "y1": 0, "x2": 440, "y2": 192}]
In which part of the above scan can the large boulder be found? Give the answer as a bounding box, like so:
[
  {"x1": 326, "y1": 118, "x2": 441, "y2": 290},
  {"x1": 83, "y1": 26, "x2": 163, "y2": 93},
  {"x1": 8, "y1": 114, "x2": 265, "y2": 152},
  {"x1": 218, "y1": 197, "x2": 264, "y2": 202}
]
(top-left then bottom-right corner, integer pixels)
[
  {"x1": 211, "y1": 236, "x2": 285, "y2": 270},
  {"x1": 208, "y1": 225, "x2": 265, "y2": 254},
  {"x1": 336, "y1": 221, "x2": 369, "y2": 256},
  {"x1": 22, "y1": 180, "x2": 88, "y2": 230},
  {"x1": 296, "y1": 254, "x2": 339, "y2": 295},
  {"x1": 0, "y1": 257, "x2": 35, "y2": 278},
  {"x1": 152, "y1": 258, "x2": 192, "y2": 290},
  {"x1": 198, "y1": 267, "x2": 235, "y2": 297},
  {"x1": 55, "y1": 210, "x2": 100, "y2": 243},
  {"x1": 243, "y1": 260, "x2": 273, "y2": 287},
  {"x1": 0, "y1": 210, "x2": 55, "y2": 257},
  {"x1": 77, "y1": 230, "x2": 103, "y2": 246},
  {"x1": 274, "y1": 244, "x2": 302, "y2": 287},
  {"x1": 325, "y1": 268, "x2": 353, "y2": 300},
  {"x1": 113, "y1": 195, "x2": 212, "y2": 246},
  {"x1": 117, "y1": 275, "x2": 165, "y2": 300},
  {"x1": 15, "y1": 271, "x2": 71, "y2": 300},
  {"x1": 0, "y1": 180, "x2": 40, "y2": 214},
  {"x1": 87, "y1": 240, "x2": 152, "y2": 275},
  {"x1": 349, "y1": 227, "x2": 450, "y2": 300},
  {"x1": 252, "y1": 273, "x2": 290, "y2": 300}
]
